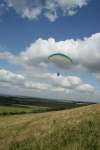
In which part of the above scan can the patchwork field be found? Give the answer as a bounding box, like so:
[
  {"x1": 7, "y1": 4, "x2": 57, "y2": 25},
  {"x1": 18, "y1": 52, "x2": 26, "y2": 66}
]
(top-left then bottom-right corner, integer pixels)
[
  {"x1": 0, "y1": 105, "x2": 56, "y2": 115},
  {"x1": 0, "y1": 104, "x2": 100, "y2": 150}
]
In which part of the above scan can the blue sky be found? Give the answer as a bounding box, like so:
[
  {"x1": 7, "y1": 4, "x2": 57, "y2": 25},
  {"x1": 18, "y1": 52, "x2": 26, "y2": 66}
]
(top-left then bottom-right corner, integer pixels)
[
  {"x1": 0, "y1": 0, "x2": 100, "y2": 52},
  {"x1": 0, "y1": 0, "x2": 100, "y2": 102}
]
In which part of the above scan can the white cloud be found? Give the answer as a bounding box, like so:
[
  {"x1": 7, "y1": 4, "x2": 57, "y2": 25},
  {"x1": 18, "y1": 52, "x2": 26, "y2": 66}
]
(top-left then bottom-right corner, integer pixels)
[
  {"x1": 0, "y1": 68, "x2": 50, "y2": 92},
  {"x1": 44, "y1": 10, "x2": 58, "y2": 22},
  {"x1": 24, "y1": 81, "x2": 50, "y2": 91},
  {"x1": 25, "y1": 33, "x2": 100, "y2": 73},
  {"x1": 48, "y1": 74, "x2": 82, "y2": 89},
  {"x1": 46, "y1": 73, "x2": 97, "y2": 94},
  {"x1": 22, "y1": 7, "x2": 42, "y2": 20},
  {"x1": 51, "y1": 87, "x2": 65, "y2": 92},
  {"x1": 96, "y1": 73, "x2": 100, "y2": 81},
  {"x1": 4, "y1": 0, "x2": 90, "y2": 21},
  {"x1": 0, "y1": 68, "x2": 97, "y2": 97},
  {"x1": 76, "y1": 84, "x2": 95, "y2": 93},
  {"x1": 0, "y1": 33, "x2": 100, "y2": 101},
  {"x1": 0, "y1": 51, "x2": 14, "y2": 60},
  {"x1": 0, "y1": 69, "x2": 25, "y2": 89},
  {"x1": 0, "y1": 33, "x2": 99, "y2": 78},
  {"x1": 1, "y1": 32, "x2": 100, "y2": 74}
]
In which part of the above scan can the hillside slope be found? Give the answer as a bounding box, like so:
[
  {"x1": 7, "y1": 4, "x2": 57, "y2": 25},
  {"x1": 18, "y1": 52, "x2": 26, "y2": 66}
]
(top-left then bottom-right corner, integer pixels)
[{"x1": 0, "y1": 104, "x2": 100, "y2": 150}]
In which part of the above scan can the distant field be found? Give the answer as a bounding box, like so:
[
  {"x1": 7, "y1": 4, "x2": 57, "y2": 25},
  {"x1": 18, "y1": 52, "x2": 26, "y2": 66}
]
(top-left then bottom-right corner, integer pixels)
[
  {"x1": 0, "y1": 95, "x2": 89, "y2": 115},
  {"x1": 0, "y1": 103, "x2": 82, "y2": 115},
  {"x1": 0, "y1": 101, "x2": 89, "y2": 115},
  {"x1": 0, "y1": 105, "x2": 56, "y2": 115},
  {"x1": 0, "y1": 104, "x2": 99, "y2": 150}
]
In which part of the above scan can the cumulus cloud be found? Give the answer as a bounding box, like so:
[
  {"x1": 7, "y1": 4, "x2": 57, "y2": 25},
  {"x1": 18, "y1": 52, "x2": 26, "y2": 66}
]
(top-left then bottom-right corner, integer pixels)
[
  {"x1": 76, "y1": 84, "x2": 95, "y2": 93},
  {"x1": 1, "y1": 32, "x2": 100, "y2": 74},
  {"x1": 0, "y1": 69, "x2": 49, "y2": 90},
  {"x1": 44, "y1": 10, "x2": 58, "y2": 22},
  {"x1": 96, "y1": 73, "x2": 100, "y2": 81},
  {"x1": 48, "y1": 74, "x2": 82, "y2": 89},
  {"x1": 22, "y1": 33, "x2": 100, "y2": 73},
  {"x1": 0, "y1": 69, "x2": 24, "y2": 85},
  {"x1": 3, "y1": 0, "x2": 90, "y2": 21},
  {"x1": 0, "y1": 51, "x2": 14, "y2": 60},
  {"x1": 46, "y1": 73, "x2": 97, "y2": 94},
  {"x1": 0, "y1": 33, "x2": 100, "y2": 101},
  {"x1": 0, "y1": 69, "x2": 97, "y2": 96},
  {"x1": 24, "y1": 82, "x2": 50, "y2": 91}
]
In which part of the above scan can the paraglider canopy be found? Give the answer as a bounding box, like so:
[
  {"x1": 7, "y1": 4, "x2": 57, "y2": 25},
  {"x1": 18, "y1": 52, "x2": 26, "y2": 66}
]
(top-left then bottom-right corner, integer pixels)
[
  {"x1": 48, "y1": 53, "x2": 72, "y2": 76},
  {"x1": 48, "y1": 53, "x2": 72, "y2": 66}
]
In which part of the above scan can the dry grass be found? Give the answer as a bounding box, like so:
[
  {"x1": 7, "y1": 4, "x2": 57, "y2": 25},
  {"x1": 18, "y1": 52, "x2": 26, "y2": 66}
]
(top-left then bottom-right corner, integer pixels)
[{"x1": 0, "y1": 104, "x2": 100, "y2": 150}]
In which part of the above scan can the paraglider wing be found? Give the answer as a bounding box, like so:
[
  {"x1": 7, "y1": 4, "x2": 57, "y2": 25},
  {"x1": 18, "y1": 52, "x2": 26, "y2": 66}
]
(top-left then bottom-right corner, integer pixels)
[
  {"x1": 48, "y1": 53, "x2": 72, "y2": 67},
  {"x1": 48, "y1": 53, "x2": 72, "y2": 76}
]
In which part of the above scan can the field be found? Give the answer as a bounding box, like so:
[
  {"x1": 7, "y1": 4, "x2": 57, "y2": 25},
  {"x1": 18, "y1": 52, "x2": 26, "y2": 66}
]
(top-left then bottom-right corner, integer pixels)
[
  {"x1": 0, "y1": 95, "x2": 90, "y2": 115},
  {"x1": 0, "y1": 105, "x2": 57, "y2": 115},
  {"x1": 0, "y1": 103, "x2": 100, "y2": 150}
]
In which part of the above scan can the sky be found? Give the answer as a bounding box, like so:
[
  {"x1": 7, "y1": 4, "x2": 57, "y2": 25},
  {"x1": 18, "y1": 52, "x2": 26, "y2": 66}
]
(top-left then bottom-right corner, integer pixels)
[{"x1": 0, "y1": 0, "x2": 100, "y2": 102}]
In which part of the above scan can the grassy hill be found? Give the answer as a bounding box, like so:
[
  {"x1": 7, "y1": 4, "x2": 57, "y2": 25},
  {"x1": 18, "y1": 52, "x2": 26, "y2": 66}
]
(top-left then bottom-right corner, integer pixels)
[{"x1": 0, "y1": 104, "x2": 100, "y2": 150}]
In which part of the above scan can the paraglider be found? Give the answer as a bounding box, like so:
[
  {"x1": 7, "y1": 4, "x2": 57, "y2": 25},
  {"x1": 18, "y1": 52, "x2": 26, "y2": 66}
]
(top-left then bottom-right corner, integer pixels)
[
  {"x1": 57, "y1": 72, "x2": 60, "y2": 76},
  {"x1": 48, "y1": 53, "x2": 72, "y2": 76}
]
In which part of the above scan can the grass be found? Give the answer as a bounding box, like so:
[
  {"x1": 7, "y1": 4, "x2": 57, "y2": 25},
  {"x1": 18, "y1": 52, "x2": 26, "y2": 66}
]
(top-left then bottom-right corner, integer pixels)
[
  {"x1": 0, "y1": 105, "x2": 57, "y2": 115},
  {"x1": 0, "y1": 104, "x2": 100, "y2": 150},
  {"x1": 0, "y1": 102, "x2": 84, "y2": 115}
]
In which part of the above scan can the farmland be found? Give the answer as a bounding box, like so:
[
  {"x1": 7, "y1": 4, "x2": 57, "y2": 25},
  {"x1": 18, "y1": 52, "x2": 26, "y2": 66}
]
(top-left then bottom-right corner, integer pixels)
[{"x1": 0, "y1": 96, "x2": 99, "y2": 150}]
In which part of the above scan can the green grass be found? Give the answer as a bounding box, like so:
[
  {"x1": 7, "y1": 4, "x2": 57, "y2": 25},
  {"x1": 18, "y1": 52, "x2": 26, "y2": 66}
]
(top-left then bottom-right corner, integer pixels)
[
  {"x1": 0, "y1": 104, "x2": 100, "y2": 150},
  {"x1": 0, "y1": 105, "x2": 55, "y2": 115}
]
